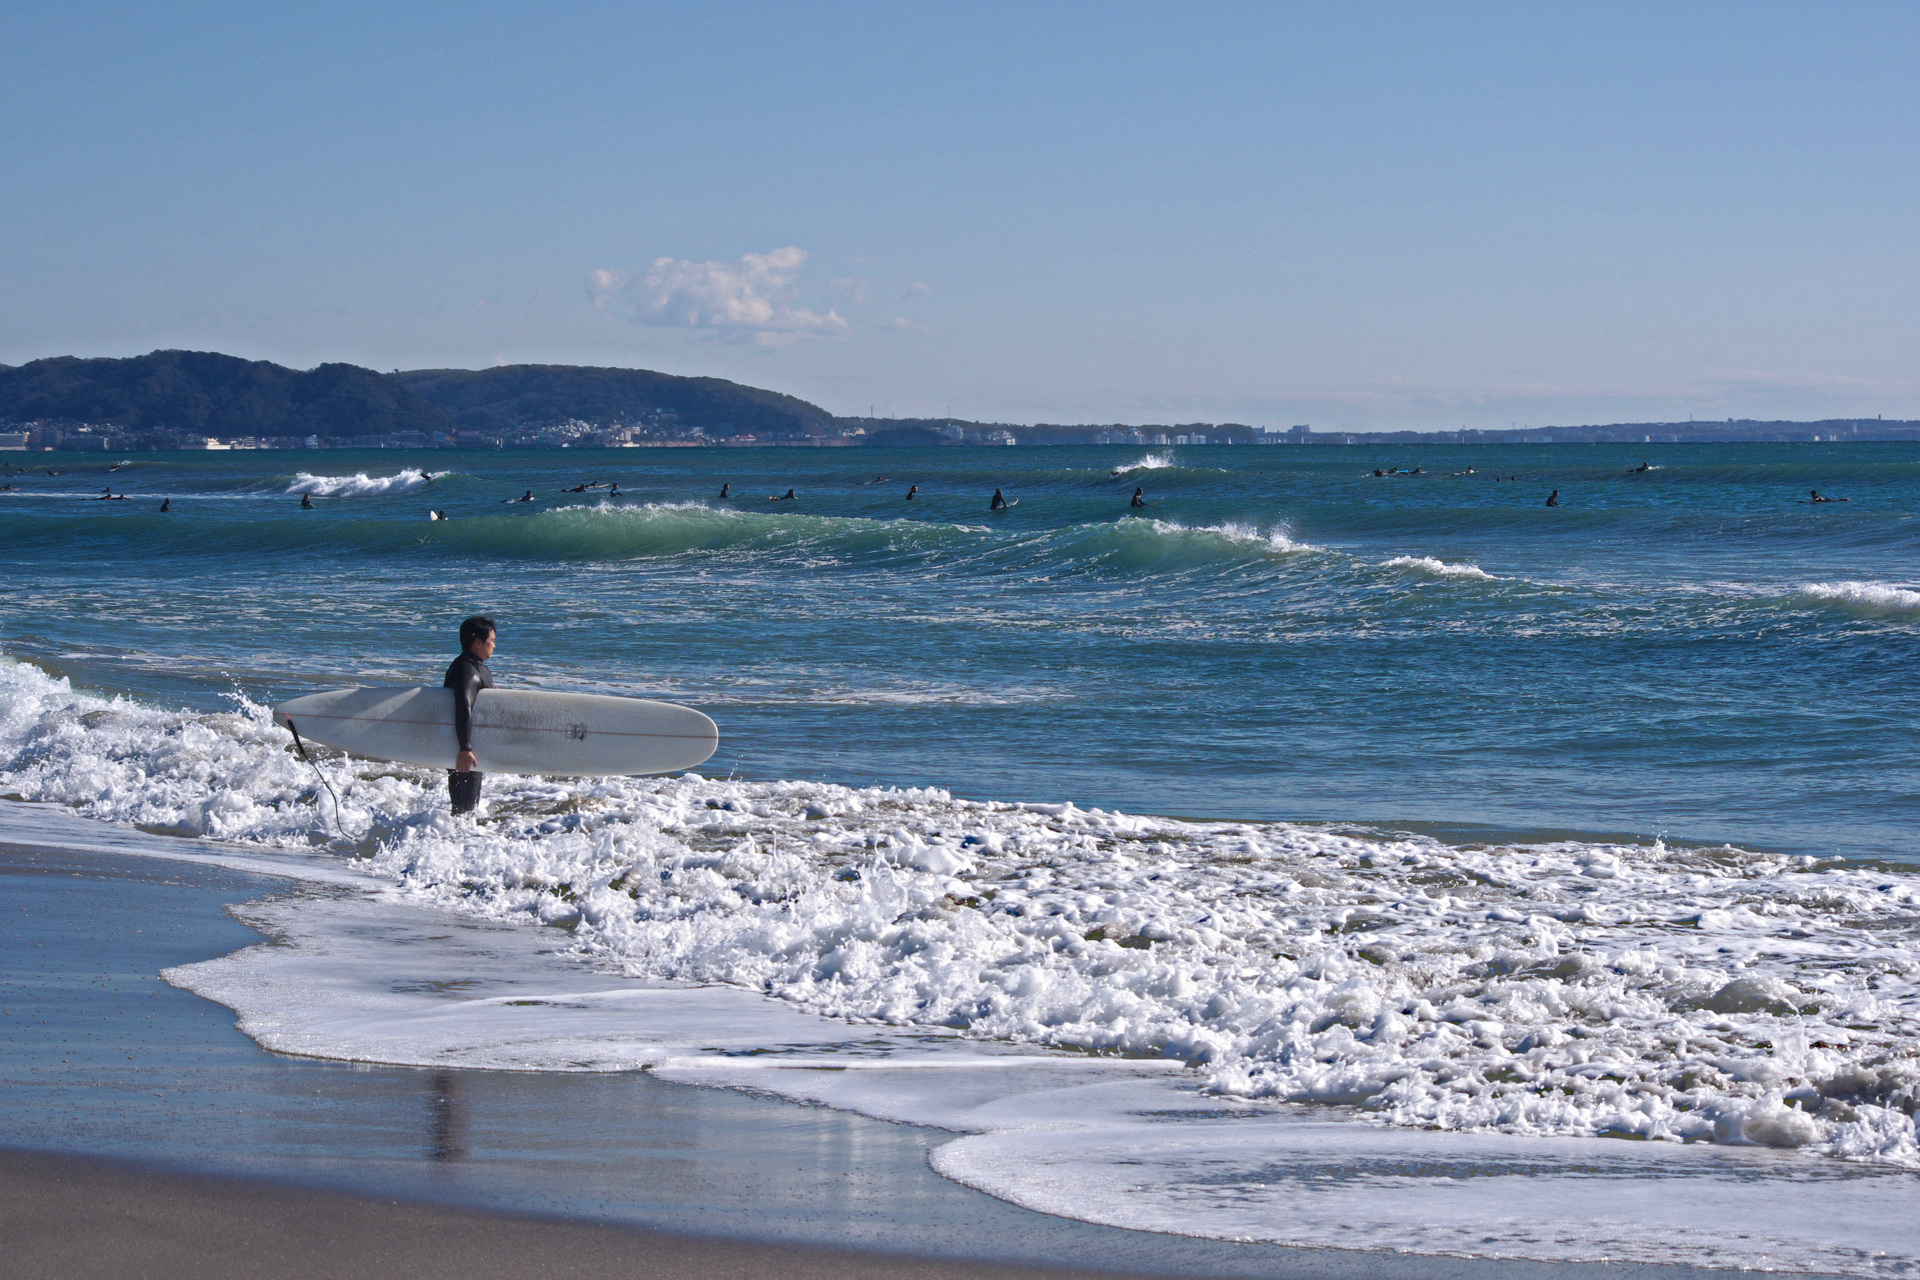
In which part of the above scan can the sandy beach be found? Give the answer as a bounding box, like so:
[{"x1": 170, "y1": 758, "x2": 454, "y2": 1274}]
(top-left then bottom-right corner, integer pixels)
[
  {"x1": 3, "y1": 830, "x2": 1825, "y2": 1280},
  {"x1": 0, "y1": 1146, "x2": 1163, "y2": 1280}
]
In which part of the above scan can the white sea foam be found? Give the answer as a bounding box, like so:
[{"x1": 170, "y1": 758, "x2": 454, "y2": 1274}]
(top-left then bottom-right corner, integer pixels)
[
  {"x1": 1793, "y1": 581, "x2": 1920, "y2": 617},
  {"x1": 1146, "y1": 519, "x2": 1317, "y2": 556},
  {"x1": 286, "y1": 469, "x2": 434, "y2": 497},
  {"x1": 9, "y1": 654, "x2": 1920, "y2": 1269},
  {"x1": 1382, "y1": 554, "x2": 1496, "y2": 580},
  {"x1": 1109, "y1": 452, "x2": 1174, "y2": 475}
]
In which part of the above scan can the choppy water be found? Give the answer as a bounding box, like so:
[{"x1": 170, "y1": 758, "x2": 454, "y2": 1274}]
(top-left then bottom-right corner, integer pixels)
[{"x1": 4, "y1": 442, "x2": 1919, "y2": 1270}]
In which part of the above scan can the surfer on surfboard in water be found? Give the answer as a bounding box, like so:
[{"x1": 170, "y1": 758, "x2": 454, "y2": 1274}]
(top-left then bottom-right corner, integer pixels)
[
  {"x1": 445, "y1": 616, "x2": 495, "y2": 815},
  {"x1": 990, "y1": 489, "x2": 1009, "y2": 510}
]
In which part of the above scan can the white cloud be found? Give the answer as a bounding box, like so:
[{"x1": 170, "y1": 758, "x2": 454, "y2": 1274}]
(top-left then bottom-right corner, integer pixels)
[{"x1": 588, "y1": 248, "x2": 848, "y2": 347}]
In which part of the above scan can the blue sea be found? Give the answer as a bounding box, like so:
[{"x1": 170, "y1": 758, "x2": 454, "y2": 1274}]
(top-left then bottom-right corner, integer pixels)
[
  {"x1": 5, "y1": 442, "x2": 1920, "y2": 1272},
  {"x1": 7, "y1": 443, "x2": 1915, "y2": 857}
]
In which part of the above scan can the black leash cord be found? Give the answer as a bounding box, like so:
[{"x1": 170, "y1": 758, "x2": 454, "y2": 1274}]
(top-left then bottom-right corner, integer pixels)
[{"x1": 286, "y1": 718, "x2": 351, "y2": 840}]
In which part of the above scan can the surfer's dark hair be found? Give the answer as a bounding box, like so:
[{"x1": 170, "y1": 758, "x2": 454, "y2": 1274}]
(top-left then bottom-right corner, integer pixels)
[{"x1": 459, "y1": 615, "x2": 496, "y2": 648}]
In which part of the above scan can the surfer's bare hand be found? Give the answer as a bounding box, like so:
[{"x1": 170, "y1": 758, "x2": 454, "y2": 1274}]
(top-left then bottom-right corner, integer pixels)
[{"x1": 456, "y1": 749, "x2": 478, "y2": 772}]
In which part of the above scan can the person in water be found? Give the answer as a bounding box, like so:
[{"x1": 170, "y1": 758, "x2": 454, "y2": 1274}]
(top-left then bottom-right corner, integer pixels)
[
  {"x1": 1545, "y1": 489, "x2": 1560, "y2": 507},
  {"x1": 503, "y1": 490, "x2": 534, "y2": 503},
  {"x1": 990, "y1": 489, "x2": 1008, "y2": 510},
  {"x1": 301, "y1": 492, "x2": 315, "y2": 509},
  {"x1": 159, "y1": 498, "x2": 171, "y2": 512},
  {"x1": 719, "y1": 482, "x2": 730, "y2": 499},
  {"x1": 905, "y1": 484, "x2": 918, "y2": 501},
  {"x1": 1629, "y1": 462, "x2": 1653, "y2": 474},
  {"x1": 1809, "y1": 490, "x2": 1847, "y2": 502},
  {"x1": 770, "y1": 488, "x2": 797, "y2": 501},
  {"x1": 1131, "y1": 487, "x2": 1147, "y2": 507},
  {"x1": 445, "y1": 616, "x2": 496, "y2": 816}
]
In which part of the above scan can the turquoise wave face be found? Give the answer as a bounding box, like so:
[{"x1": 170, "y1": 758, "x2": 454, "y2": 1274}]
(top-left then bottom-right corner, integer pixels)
[{"x1": 2, "y1": 442, "x2": 1916, "y2": 860}]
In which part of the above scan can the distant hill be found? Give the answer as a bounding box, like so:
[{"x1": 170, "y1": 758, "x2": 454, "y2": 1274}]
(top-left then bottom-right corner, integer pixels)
[
  {"x1": 0, "y1": 350, "x2": 449, "y2": 437},
  {"x1": 392, "y1": 364, "x2": 834, "y2": 439}
]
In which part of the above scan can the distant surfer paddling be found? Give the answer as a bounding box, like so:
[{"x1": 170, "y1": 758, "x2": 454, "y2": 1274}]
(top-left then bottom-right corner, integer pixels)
[
  {"x1": 1809, "y1": 489, "x2": 1847, "y2": 503},
  {"x1": 445, "y1": 615, "x2": 496, "y2": 816}
]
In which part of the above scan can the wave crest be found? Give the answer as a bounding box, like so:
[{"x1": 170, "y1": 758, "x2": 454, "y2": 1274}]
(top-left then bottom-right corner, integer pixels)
[
  {"x1": 287, "y1": 469, "x2": 434, "y2": 497},
  {"x1": 1383, "y1": 555, "x2": 1496, "y2": 581},
  {"x1": 1792, "y1": 581, "x2": 1920, "y2": 616}
]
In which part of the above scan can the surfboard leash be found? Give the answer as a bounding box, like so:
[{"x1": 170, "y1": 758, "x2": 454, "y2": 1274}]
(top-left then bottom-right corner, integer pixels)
[{"x1": 284, "y1": 718, "x2": 351, "y2": 840}]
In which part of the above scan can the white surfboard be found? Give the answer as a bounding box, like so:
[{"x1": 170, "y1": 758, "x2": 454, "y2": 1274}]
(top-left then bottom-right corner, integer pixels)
[{"x1": 272, "y1": 686, "x2": 718, "y2": 776}]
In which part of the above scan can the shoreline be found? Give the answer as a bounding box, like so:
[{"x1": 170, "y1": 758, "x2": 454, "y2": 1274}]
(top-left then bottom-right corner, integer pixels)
[{"x1": 0, "y1": 827, "x2": 1831, "y2": 1280}]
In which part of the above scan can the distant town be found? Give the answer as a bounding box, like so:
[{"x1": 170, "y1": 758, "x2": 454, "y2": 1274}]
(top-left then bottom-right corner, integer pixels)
[{"x1": 2, "y1": 350, "x2": 1917, "y2": 450}]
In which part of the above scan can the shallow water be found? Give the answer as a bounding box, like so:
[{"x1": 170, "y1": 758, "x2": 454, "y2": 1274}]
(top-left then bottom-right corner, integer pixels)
[{"x1": 3, "y1": 442, "x2": 1918, "y2": 1270}]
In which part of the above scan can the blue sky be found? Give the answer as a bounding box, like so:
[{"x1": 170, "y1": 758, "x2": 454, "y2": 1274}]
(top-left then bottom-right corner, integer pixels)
[{"x1": 4, "y1": 2, "x2": 1915, "y2": 429}]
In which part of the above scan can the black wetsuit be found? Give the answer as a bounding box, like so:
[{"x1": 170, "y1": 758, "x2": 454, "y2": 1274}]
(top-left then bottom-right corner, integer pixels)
[{"x1": 443, "y1": 650, "x2": 494, "y2": 814}]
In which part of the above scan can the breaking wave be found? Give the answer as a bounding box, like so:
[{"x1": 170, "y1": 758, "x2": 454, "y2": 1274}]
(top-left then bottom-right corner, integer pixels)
[
  {"x1": 1107, "y1": 453, "x2": 1175, "y2": 476},
  {"x1": 286, "y1": 469, "x2": 436, "y2": 497},
  {"x1": 5, "y1": 654, "x2": 1920, "y2": 1167},
  {"x1": 1791, "y1": 581, "x2": 1920, "y2": 617},
  {"x1": 1382, "y1": 555, "x2": 1497, "y2": 580}
]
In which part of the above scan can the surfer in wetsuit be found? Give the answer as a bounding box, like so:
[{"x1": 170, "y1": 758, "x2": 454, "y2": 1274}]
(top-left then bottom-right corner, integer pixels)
[
  {"x1": 301, "y1": 492, "x2": 315, "y2": 509},
  {"x1": 445, "y1": 615, "x2": 496, "y2": 816},
  {"x1": 770, "y1": 488, "x2": 796, "y2": 501},
  {"x1": 1545, "y1": 489, "x2": 1560, "y2": 507},
  {"x1": 1809, "y1": 490, "x2": 1847, "y2": 503},
  {"x1": 719, "y1": 482, "x2": 730, "y2": 499},
  {"x1": 1131, "y1": 487, "x2": 1147, "y2": 507},
  {"x1": 159, "y1": 498, "x2": 170, "y2": 512},
  {"x1": 905, "y1": 484, "x2": 918, "y2": 501},
  {"x1": 990, "y1": 489, "x2": 1008, "y2": 510}
]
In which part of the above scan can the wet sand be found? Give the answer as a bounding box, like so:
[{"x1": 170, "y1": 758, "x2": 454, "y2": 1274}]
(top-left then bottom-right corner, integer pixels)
[
  {"x1": 0, "y1": 1146, "x2": 1156, "y2": 1280},
  {"x1": 0, "y1": 833, "x2": 1837, "y2": 1280}
]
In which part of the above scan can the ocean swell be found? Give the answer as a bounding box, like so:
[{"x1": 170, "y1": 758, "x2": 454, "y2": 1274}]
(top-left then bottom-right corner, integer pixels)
[{"x1": 3, "y1": 655, "x2": 1919, "y2": 1166}]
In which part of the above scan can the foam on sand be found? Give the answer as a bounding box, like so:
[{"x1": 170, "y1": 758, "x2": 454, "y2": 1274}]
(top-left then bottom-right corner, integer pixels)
[{"x1": 9, "y1": 654, "x2": 1920, "y2": 1270}]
